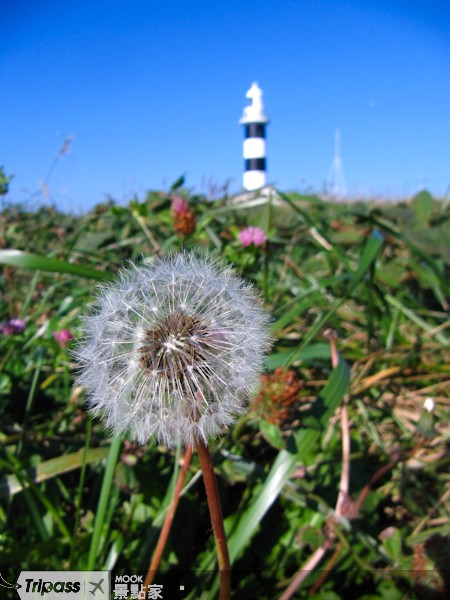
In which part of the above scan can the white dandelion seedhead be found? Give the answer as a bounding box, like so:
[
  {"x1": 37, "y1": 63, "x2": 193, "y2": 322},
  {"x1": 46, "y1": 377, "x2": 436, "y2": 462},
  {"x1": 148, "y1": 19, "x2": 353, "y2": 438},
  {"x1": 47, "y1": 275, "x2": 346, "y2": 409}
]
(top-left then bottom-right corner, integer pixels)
[{"x1": 75, "y1": 252, "x2": 271, "y2": 447}]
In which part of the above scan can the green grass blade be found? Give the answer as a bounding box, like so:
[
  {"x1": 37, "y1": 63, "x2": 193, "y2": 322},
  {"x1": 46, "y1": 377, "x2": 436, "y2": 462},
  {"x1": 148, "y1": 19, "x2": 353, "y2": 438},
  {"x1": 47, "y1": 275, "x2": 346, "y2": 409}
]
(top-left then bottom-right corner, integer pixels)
[
  {"x1": 16, "y1": 353, "x2": 42, "y2": 457},
  {"x1": 100, "y1": 485, "x2": 122, "y2": 567},
  {"x1": 226, "y1": 449, "x2": 297, "y2": 563},
  {"x1": 346, "y1": 230, "x2": 384, "y2": 295},
  {"x1": 271, "y1": 290, "x2": 323, "y2": 333},
  {"x1": 69, "y1": 418, "x2": 93, "y2": 569},
  {"x1": 87, "y1": 435, "x2": 122, "y2": 570},
  {"x1": 286, "y1": 231, "x2": 384, "y2": 365},
  {"x1": 278, "y1": 191, "x2": 349, "y2": 266},
  {"x1": 358, "y1": 213, "x2": 450, "y2": 296},
  {"x1": 386, "y1": 293, "x2": 450, "y2": 346},
  {"x1": 0, "y1": 445, "x2": 109, "y2": 498},
  {"x1": 0, "y1": 455, "x2": 71, "y2": 541},
  {"x1": 0, "y1": 249, "x2": 113, "y2": 281},
  {"x1": 104, "y1": 533, "x2": 125, "y2": 571},
  {"x1": 0, "y1": 458, "x2": 50, "y2": 542},
  {"x1": 265, "y1": 343, "x2": 330, "y2": 370}
]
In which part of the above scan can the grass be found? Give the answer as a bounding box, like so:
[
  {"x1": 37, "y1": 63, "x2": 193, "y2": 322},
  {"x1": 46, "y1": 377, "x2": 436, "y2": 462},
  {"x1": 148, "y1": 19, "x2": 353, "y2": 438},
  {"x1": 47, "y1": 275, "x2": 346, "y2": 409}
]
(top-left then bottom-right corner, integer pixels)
[{"x1": 0, "y1": 183, "x2": 449, "y2": 599}]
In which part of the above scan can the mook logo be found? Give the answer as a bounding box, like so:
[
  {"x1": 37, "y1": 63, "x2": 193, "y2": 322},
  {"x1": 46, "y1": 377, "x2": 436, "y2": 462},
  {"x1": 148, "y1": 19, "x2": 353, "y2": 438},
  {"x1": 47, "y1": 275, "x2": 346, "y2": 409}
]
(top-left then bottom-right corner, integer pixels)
[{"x1": 11, "y1": 571, "x2": 110, "y2": 599}]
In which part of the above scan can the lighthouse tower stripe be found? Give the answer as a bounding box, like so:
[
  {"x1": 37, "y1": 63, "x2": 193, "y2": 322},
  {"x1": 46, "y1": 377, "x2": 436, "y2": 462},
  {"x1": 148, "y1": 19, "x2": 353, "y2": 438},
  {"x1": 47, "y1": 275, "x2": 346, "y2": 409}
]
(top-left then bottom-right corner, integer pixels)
[
  {"x1": 239, "y1": 82, "x2": 269, "y2": 191},
  {"x1": 245, "y1": 158, "x2": 266, "y2": 171},
  {"x1": 243, "y1": 170, "x2": 266, "y2": 190},
  {"x1": 243, "y1": 137, "x2": 266, "y2": 159},
  {"x1": 245, "y1": 123, "x2": 266, "y2": 138}
]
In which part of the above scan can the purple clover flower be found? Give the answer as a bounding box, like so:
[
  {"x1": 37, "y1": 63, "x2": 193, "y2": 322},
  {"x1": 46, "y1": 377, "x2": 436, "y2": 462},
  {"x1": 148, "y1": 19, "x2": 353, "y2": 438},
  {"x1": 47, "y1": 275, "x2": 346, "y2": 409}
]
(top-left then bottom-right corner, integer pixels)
[
  {"x1": 171, "y1": 196, "x2": 190, "y2": 216},
  {"x1": 238, "y1": 226, "x2": 267, "y2": 247},
  {"x1": 1, "y1": 318, "x2": 26, "y2": 336},
  {"x1": 54, "y1": 329, "x2": 74, "y2": 347}
]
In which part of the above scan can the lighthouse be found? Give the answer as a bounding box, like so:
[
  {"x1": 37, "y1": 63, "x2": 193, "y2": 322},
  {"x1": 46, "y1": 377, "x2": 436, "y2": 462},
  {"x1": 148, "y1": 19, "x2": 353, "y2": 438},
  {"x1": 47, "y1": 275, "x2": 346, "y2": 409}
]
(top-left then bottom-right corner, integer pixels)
[{"x1": 239, "y1": 82, "x2": 269, "y2": 191}]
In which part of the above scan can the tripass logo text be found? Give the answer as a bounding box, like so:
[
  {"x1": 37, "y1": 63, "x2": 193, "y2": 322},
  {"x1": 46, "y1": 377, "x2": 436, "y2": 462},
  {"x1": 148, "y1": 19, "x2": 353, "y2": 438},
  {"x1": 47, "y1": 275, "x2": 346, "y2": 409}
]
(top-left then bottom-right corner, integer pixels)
[
  {"x1": 24, "y1": 578, "x2": 80, "y2": 595},
  {"x1": 15, "y1": 571, "x2": 109, "y2": 600}
]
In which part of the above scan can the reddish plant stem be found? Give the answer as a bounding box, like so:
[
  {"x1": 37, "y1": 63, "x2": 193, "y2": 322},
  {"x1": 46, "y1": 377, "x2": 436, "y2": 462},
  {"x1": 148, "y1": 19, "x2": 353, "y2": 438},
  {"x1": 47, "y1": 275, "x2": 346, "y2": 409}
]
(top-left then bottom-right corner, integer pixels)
[
  {"x1": 196, "y1": 439, "x2": 231, "y2": 600},
  {"x1": 309, "y1": 543, "x2": 343, "y2": 595},
  {"x1": 279, "y1": 545, "x2": 329, "y2": 600},
  {"x1": 326, "y1": 330, "x2": 339, "y2": 370},
  {"x1": 336, "y1": 403, "x2": 350, "y2": 516},
  {"x1": 326, "y1": 330, "x2": 351, "y2": 518},
  {"x1": 142, "y1": 445, "x2": 193, "y2": 594}
]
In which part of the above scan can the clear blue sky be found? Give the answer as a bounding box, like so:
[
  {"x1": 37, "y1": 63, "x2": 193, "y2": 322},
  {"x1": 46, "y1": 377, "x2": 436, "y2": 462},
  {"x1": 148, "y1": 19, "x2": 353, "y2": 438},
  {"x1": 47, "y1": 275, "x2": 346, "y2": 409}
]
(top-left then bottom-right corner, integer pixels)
[{"x1": 1, "y1": 0, "x2": 450, "y2": 211}]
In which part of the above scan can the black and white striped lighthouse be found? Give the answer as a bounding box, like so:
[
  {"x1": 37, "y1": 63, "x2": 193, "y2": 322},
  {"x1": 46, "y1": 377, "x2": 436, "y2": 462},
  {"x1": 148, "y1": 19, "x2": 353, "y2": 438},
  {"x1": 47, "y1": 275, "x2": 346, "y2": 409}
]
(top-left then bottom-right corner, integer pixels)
[{"x1": 239, "y1": 82, "x2": 269, "y2": 191}]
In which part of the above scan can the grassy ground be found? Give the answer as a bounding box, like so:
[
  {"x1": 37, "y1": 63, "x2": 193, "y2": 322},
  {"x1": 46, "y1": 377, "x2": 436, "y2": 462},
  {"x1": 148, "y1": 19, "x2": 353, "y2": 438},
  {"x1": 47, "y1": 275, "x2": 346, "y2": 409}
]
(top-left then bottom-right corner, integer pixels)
[{"x1": 0, "y1": 184, "x2": 449, "y2": 599}]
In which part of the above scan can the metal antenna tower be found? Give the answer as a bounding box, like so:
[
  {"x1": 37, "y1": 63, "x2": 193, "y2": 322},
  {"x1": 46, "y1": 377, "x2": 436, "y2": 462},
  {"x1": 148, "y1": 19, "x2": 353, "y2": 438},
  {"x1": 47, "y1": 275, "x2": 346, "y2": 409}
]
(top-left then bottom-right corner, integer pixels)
[{"x1": 327, "y1": 128, "x2": 347, "y2": 198}]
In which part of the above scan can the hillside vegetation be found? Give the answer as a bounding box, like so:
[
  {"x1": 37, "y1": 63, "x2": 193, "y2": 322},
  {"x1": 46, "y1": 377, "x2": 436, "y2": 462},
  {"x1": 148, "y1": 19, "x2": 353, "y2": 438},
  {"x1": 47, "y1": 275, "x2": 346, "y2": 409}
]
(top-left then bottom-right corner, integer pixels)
[{"x1": 0, "y1": 181, "x2": 449, "y2": 599}]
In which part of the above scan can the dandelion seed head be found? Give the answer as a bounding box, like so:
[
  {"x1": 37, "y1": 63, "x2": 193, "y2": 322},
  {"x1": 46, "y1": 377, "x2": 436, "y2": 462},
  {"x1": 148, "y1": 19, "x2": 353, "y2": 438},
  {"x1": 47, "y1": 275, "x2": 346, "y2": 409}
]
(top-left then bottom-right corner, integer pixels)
[{"x1": 74, "y1": 252, "x2": 271, "y2": 447}]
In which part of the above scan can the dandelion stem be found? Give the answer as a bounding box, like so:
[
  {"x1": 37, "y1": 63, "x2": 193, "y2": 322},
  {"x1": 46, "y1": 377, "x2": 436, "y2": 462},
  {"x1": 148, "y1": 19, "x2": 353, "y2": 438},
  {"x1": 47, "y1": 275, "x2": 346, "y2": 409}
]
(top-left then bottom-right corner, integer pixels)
[
  {"x1": 142, "y1": 445, "x2": 193, "y2": 592},
  {"x1": 196, "y1": 440, "x2": 231, "y2": 600}
]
